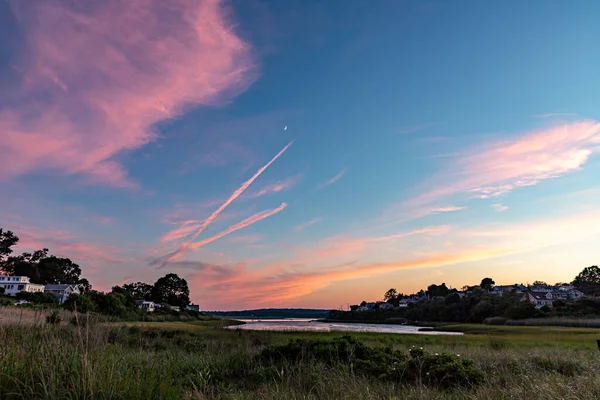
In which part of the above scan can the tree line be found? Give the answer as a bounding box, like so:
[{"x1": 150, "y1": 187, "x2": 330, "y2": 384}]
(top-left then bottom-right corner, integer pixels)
[
  {"x1": 329, "y1": 266, "x2": 600, "y2": 324},
  {"x1": 0, "y1": 228, "x2": 195, "y2": 318}
]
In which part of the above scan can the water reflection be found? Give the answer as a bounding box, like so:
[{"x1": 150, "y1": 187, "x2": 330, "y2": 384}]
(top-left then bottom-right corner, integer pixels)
[{"x1": 227, "y1": 319, "x2": 463, "y2": 335}]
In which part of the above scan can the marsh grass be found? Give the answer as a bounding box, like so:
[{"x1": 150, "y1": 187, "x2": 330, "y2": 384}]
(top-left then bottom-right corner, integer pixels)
[{"x1": 1, "y1": 307, "x2": 600, "y2": 399}]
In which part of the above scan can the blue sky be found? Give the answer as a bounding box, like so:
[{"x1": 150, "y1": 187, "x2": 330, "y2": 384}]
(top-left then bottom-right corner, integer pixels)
[{"x1": 1, "y1": 0, "x2": 599, "y2": 309}]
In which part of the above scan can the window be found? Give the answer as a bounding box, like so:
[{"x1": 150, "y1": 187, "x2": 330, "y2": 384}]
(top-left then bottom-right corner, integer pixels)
[{"x1": 18, "y1": 285, "x2": 24, "y2": 290}]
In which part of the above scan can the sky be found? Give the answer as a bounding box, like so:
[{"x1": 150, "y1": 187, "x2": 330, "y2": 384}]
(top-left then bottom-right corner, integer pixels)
[{"x1": 1, "y1": 0, "x2": 600, "y2": 310}]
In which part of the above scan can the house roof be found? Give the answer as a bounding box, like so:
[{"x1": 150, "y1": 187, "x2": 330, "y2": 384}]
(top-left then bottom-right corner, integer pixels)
[
  {"x1": 45, "y1": 284, "x2": 78, "y2": 290},
  {"x1": 528, "y1": 291, "x2": 554, "y2": 300}
]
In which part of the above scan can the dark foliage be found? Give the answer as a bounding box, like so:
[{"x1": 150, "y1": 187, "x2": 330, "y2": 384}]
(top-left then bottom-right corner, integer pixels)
[
  {"x1": 260, "y1": 336, "x2": 483, "y2": 388},
  {"x1": 151, "y1": 273, "x2": 190, "y2": 308},
  {"x1": 15, "y1": 291, "x2": 58, "y2": 305}
]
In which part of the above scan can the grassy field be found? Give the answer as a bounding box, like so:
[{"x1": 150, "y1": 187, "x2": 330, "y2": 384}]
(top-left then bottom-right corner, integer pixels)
[{"x1": 1, "y1": 307, "x2": 600, "y2": 399}]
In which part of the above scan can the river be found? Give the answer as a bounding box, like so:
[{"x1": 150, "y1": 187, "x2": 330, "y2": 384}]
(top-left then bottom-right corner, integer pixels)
[{"x1": 226, "y1": 318, "x2": 463, "y2": 335}]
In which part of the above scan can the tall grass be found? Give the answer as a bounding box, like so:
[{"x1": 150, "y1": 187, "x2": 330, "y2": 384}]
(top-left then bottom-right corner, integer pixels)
[{"x1": 1, "y1": 306, "x2": 600, "y2": 399}]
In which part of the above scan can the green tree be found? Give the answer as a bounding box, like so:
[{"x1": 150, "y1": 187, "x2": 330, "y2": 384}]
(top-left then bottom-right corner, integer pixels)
[
  {"x1": 123, "y1": 281, "x2": 153, "y2": 300},
  {"x1": 383, "y1": 288, "x2": 398, "y2": 302},
  {"x1": 480, "y1": 278, "x2": 495, "y2": 292},
  {"x1": 151, "y1": 273, "x2": 190, "y2": 307},
  {"x1": 1, "y1": 249, "x2": 82, "y2": 284},
  {"x1": 63, "y1": 293, "x2": 97, "y2": 314},
  {"x1": 0, "y1": 229, "x2": 19, "y2": 264}
]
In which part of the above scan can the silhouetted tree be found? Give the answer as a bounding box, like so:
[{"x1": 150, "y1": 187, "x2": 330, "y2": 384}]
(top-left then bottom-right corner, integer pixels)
[
  {"x1": 532, "y1": 280, "x2": 548, "y2": 286},
  {"x1": 123, "y1": 281, "x2": 153, "y2": 300},
  {"x1": 1, "y1": 248, "x2": 82, "y2": 284},
  {"x1": 427, "y1": 283, "x2": 450, "y2": 298},
  {"x1": 77, "y1": 278, "x2": 92, "y2": 293},
  {"x1": 151, "y1": 273, "x2": 190, "y2": 307},
  {"x1": 383, "y1": 288, "x2": 398, "y2": 302},
  {"x1": 480, "y1": 278, "x2": 495, "y2": 292},
  {"x1": 572, "y1": 266, "x2": 600, "y2": 296},
  {"x1": 0, "y1": 229, "x2": 19, "y2": 264}
]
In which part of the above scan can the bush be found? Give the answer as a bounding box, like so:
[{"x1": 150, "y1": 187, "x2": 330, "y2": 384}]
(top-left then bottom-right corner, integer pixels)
[
  {"x1": 16, "y1": 291, "x2": 58, "y2": 305},
  {"x1": 397, "y1": 346, "x2": 484, "y2": 388},
  {"x1": 259, "y1": 336, "x2": 483, "y2": 388}
]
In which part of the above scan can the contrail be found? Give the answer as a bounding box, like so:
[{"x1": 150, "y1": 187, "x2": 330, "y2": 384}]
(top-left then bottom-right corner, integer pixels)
[
  {"x1": 159, "y1": 141, "x2": 293, "y2": 267},
  {"x1": 188, "y1": 203, "x2": 287, "y2": 251}
]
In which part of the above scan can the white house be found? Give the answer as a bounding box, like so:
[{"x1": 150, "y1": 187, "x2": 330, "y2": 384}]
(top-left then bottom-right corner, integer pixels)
[
  {"x1": 0, "y1": 276, "x2": 45, "y2": 296},
  {"x1": 555, "y1": 288, "x2": 584, "y2": 301},
  {"x1": 135, "y1": 300, "x2": 155, "y2": 312},
  {"x1": 185, "y1": 304, "x2": 200, "y2": 312},
  {"x1": 378, "y1": 302, "x2": 394, "y2": 310},
  {"x1": 44, "y1": 284, "x2": 81, "y2": 304},
  {"x1": 491, "y1": 284, "x2": 526, "y2": 295},
  {"x1": 522, "y1": 291, "x2": 555, "y2": 308}
]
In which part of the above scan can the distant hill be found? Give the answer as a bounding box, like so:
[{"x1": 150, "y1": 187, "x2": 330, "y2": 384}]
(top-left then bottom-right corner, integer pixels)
[{"x1": 206, "y1": 308, "x2": 330, "y2": 319}]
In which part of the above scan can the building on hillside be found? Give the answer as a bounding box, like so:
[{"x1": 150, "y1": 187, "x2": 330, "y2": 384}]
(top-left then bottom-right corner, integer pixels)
[
  {"x1": 378, "y1": 302, "x2": 394, "y2": 310},
  {"x1": 491, "y1": 284, "x2": 526, "y2": 295},
  {"x1": 135, "y1": 300, "x2": 155, "y2": 312},
  {"x1": 555, "y1": 288, "x2": 584, "y2": 301},
  {"x1": 522, "y1": 291, "x2": 555, "y2": 308},
  {"x1": 169, "y1": 305, "x2": 181, "y2": 312},
  {"x1": 44, "y1": 284, "x2": 81, "y2": 305},
  {"x1": 185, "y1": 304, "x2": 200, "y2": 312},
  {"x1": 0, "y1": 276, "x2": 45, "y2": 296},
  {"x1": 529, "y1": 285, "x2": 553, "y2": 292},
  {"x1": 357, "y1": 302, "x2": 377, "y2": 311}
]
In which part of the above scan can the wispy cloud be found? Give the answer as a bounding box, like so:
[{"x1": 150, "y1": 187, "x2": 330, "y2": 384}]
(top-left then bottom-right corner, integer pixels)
[
  {"x1": 430, "y1": 206, "x2": 466, "y2": 214},
  {"x1": 294, "y1": 217, "x2": 322, "y2": 231},
  {"x1": 534, "y1": 113, "x2": 578, "y2": 119},
  {"x1": 403, "y1": 120, "x2": 600, "y2": 208},
  {"x1": 246, "y1": 175, "x2": 301, "y2": 198},
  {"x1": 317, "y1": 168, "x2": 346, "y2": 189},
  {"x1": 491, "y1": 203, "x2": 508, "y2": 212},
  {"x1": 158, "y1": 141, "x2": 293, "y2": 266},
  {"x1": 0, "y1": 0, "x2": 256, "y2": 187}
]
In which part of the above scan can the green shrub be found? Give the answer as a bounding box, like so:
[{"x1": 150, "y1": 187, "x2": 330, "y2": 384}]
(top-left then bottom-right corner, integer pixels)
[
  {"x1": 260, "y1": 336, "x2": 483, "y2": 388},
  {"x1": 396, "y1": 346, "x2": 484, "y2": 388}
]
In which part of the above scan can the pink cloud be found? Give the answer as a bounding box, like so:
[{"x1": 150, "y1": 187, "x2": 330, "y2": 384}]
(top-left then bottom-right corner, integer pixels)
[
  {"x1": 159, "y1": 141, "x2": 292, "y2": 266},
  {"x1": 0, "y1": 0, "x2": 256, "y2": 186},
  {"x1": 294, "y1": 217, "x2": 322, "y2": 231},
  {"x1": 402, "y1": 120, "x2": 600, "y2": 209},
  {"x1": 6, "y1": 224, "x2": 127, "y2": 265},
  {"x1": 317, "y1": 168, "x2": 346, "y2": 189},
  {"x1": 246, "y1": 174, "x2": 301, "y2": 198}
]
